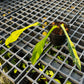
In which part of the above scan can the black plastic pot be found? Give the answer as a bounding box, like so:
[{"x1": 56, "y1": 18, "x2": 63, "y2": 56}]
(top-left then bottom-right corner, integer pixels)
[
  {"x1": 50, "y1": 32, "x2": 66, "y2": 46},
  {"x1": 49, "y1": 22, "x2": 69, "y2": 46}
]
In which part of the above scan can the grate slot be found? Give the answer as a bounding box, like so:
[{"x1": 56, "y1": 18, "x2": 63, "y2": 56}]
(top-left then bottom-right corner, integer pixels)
[{"x1": 0, "y1": 0, "x2": 35, "y2": 19}]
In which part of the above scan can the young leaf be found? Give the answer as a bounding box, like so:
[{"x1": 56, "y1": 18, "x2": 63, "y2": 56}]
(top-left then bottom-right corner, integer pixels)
[
  {"x1": 22, "y1": 63, "x2": 26, "y2": 69},
  {"x1": 0, "y1": 62, "x2": 1, "y2": 66},
  {"x1": 54, "y1": 79, "x2": 61, "y2": 84},
  {"x1": 31, "y1": 25, "x2": 58, "y2": 65},
  {"x1": 0, "y1": 40, "x2": 2, "y2": 44},
  {"x1": 65, "y1": 80, "x2": 72, "y2": 84},
  {"x1": 39, "y1": 68, "x2": 43, "y2": 71},
  {"x1": 46, "y1": 70, "x2": 54, "y2": 77},
  {"x1": 14, "y1": 69, "x2": 17, "y2": 73},
  {"x1": 5, "y1": 22, "x2": 41, "y2": 46},
  {"x1": 61, "y1": 24, "x2": 81, "y2": 70}
]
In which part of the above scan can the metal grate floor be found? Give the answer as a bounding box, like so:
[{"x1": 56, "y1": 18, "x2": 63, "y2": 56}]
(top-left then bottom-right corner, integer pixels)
[
  {"x1": 0, "y1": 0, "x2": 84, "y2": 84},
  {"x1": 0, "y1": 0, "x2": 34, "y2": 19}
]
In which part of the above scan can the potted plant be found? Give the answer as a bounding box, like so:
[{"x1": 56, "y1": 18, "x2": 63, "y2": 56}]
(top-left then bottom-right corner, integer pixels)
[
  {"x1": 5, "y1": 22, "x2": 81, "y2": 70},
  {"x1": 30, "y1": 22, "x2": 81, "y2": 70},
  {"x1": 49, "y1": 21, "x2": 69, "y2": 46}
]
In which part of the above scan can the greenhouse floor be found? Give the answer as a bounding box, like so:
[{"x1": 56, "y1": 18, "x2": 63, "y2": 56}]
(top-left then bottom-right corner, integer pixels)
[{"x1": 0, "y1": 0, "x2": 84, "y2": 84}]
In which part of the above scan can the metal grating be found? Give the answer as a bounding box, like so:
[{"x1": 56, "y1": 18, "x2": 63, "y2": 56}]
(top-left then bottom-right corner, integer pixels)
[
  {"x1": 0, "y1": 0, "x2": 84, "y2": 84},
  {"x1": 0, "y1": 0, "x2": 34, "y2": 19}
]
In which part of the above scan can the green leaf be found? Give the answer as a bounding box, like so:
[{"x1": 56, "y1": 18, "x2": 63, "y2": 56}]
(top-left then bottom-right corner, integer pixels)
[
  {"x1": 0, "y1": 40, "x2": 2, "y2": 44},
  {"x1": 61, "y1": 24, "x2": 81, "y2": 70},
  {"x1": 0, "y1": 48, "x2": 5, "y2": 55},
  {"x1": 65, "y1": 80, "x2": 72, "y2": 84},
  {"x1": 39, "y1": 68, "x2": 43, "y2": 71},
  {"x1": 54, "y1": 79, "x2": 61, "y2": 84},
  {"x1": 41, "y1": 64, "x2": 45, "y2": 70},
  {"x1": 0, "y1": 62, "x2": 1, "y2": 66},
  {"x1": 5, "y1": 22, "x2": 41, "y2": 46},
  {"x1": 45, "y1": 70, "x2": 54, "y2": 77},
  {"x1": 48, "y1": 70, "x2": 54, "y2": 77},
  {"x1": 31, "y1": 25, "x2": 58, "y2": 65},
  {"x1": 22, "y1": 63, "x2": 26, "y2": 69},
  {"x1": 45, "y1": 70, "x2": 49, "y2": 75},
  {"x1": 14, "y1": 69, "x2": 17, "y2": 73},
  {"x1": 10, "y1": 59, "x2": 16, "y2": 65}
]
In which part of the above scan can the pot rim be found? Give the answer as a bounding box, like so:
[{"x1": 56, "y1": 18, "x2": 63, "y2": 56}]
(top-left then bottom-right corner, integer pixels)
[
  {"x1": 48, "y1": 21, "x2": 70, "y2": 36},
  {"x1": 50, "y1": 31, "x2": 66, "y2": 37}
]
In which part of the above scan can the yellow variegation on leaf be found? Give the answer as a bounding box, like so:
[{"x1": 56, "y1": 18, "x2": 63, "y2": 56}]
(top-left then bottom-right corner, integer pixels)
[
  {"x1": 31, "y1": 25, "x2": 58, "y2": 65},
  {"x1": 61, "y1": 24, "x2": 81, "y2": 70},
  {"x1": 5, "y1": 22, "x2": 41, "y2": 46}
]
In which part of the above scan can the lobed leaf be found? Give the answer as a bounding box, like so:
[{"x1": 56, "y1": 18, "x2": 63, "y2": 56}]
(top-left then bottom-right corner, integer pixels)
[
  {"x1": 31, "y1": 25, "x2": 57, "y2": 65},
  {"x1": 61, "y1": 24, "x2": 81, "y2": 70},
  {"x1": 5, "y1": 22, "x2": 41, "y2": 46}
]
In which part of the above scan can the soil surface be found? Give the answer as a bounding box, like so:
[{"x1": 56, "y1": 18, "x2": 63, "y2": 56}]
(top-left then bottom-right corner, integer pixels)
[{"x1": 50, "y1": 22, "x2": 69, "y2": 35}]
